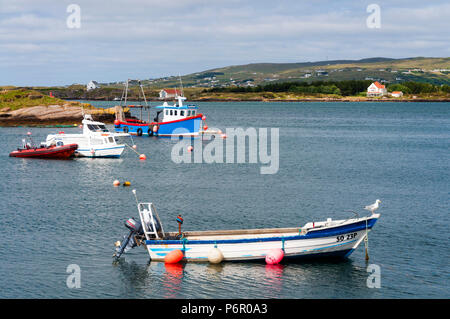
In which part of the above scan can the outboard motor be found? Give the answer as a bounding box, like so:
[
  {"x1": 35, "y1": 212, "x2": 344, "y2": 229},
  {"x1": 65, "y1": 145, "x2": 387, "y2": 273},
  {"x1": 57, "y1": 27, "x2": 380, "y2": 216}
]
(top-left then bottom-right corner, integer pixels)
[{"x1": 113, "y1": 218, "x2": 144, "y2": 259}]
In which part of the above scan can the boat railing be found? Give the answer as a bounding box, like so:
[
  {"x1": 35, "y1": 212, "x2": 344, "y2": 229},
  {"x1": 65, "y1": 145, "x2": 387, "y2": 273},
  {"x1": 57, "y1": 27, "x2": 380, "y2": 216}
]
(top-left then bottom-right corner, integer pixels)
[{"x1": 138, "y1": 203, "x2": 165, "y2": 240}]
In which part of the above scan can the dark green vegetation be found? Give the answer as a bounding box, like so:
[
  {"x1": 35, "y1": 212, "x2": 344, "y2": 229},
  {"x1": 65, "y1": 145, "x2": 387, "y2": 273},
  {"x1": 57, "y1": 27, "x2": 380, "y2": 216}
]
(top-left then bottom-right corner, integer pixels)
[{"x1": 206, "y1": 80, "x2": 450, "y2": 96}]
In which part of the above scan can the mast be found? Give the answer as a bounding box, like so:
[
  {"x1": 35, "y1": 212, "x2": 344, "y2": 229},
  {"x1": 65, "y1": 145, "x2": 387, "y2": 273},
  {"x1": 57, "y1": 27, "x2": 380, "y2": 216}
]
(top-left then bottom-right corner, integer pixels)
[{"x1": 124, "y1": 79, "x2": 129, "y2": 107}]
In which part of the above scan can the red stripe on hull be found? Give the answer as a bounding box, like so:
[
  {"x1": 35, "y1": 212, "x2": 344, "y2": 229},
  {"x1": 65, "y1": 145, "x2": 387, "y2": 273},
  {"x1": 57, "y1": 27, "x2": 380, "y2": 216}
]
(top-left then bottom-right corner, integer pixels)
[{"x1": 117, "y1": 114, "x2": 203, "y2": 127}]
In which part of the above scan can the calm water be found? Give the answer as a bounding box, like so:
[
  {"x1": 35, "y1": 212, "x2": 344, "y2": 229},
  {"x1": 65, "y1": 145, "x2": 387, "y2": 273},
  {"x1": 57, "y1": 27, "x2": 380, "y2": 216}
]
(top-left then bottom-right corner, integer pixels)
[{"x1": 0, "y1": 101, "x2": 449, "y2": 299}]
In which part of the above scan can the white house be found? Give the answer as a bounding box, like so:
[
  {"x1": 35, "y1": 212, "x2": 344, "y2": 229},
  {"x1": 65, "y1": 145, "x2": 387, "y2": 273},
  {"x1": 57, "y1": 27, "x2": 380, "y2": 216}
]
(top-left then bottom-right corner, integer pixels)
[
  {"x1": 367, "y1": 81, "x2": 387, "y2": 97},
  {"x1": 159, "y1": 88, "x2": 182, "y2": 99},
  {"x1": 87, "y1": 81, "x2": 100, "y2": 91},
  {"x1": 390, "y1": 91, "x2": 403, "y2": 98}
]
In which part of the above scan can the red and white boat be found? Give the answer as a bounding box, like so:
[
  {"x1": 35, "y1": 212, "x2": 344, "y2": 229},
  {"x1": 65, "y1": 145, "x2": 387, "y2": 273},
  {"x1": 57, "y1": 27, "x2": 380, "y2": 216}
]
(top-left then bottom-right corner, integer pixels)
[
  {"x1": 10, "y1": 133, "x2": 78, "y2": 159},
  {"x1": 9, "y1": 143, "x2": 78, "y2": 159}
]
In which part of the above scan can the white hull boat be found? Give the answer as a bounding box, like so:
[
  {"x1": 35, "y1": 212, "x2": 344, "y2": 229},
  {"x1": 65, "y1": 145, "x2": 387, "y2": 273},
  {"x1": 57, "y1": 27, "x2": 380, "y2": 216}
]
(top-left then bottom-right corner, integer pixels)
[
  {"x1": 113, "y1": 192, "x2": 381, "y2": 263},
  {"x1": 45, "y1": 114, "x2": 129, "y2": 158}
]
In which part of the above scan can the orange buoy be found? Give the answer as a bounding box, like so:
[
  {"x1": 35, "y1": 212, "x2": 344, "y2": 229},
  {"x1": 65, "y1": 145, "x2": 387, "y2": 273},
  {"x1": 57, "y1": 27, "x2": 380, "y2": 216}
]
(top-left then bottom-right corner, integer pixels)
[
  {"x1": 113, "y1": 180, "x2": 120, "y2": 187},
  {"x1": 153, "y1": 125, "x2": 159, "y2": 133},
  {"x1": 139, "y1": 154, "x2": 146, "y2": 160},
  {"x1": 164, "y1": 249, "x2": 184, "y2": 263},
  {"x1": 187, "y1": 146, "x2": 193, "y2": 152}
]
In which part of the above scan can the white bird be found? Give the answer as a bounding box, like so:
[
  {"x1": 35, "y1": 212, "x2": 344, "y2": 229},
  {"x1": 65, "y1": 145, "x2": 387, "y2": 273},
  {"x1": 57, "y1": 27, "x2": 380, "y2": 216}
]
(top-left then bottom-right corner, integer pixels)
[{"x1": 364, "y1": 199, "x2": 381, "y2": 214}]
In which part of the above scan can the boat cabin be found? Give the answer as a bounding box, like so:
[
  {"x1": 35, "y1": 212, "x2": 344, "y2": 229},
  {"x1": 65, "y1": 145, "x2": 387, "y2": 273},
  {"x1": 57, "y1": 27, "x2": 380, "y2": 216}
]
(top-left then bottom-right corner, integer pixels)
[{"x1": 154, "y1": 96, "x2": 198, "y2": 123}]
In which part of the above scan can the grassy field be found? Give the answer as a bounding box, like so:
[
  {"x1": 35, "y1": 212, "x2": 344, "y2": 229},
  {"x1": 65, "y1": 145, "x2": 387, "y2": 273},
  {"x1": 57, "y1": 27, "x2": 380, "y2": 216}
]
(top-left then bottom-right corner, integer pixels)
[
  {"x1": 143, "y1": 57, "x2": 450, "y2": 88},
  {"x1": 0, "y1": 88, "x2": 89, "y2": 110}
]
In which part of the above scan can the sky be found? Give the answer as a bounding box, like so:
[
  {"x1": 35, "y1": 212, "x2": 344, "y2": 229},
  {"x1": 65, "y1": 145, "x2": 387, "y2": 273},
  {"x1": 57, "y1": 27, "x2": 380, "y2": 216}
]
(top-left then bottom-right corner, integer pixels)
[{"x1": 0, "y1": 0, "x2": 449, "y2": 86}]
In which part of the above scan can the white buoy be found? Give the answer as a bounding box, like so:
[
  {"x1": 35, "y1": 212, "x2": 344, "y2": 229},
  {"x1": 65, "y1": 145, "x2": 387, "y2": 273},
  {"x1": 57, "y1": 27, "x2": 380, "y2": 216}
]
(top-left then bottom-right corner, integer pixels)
[
  {"x1": 207, "y1": 248, "x2": 224, "y2": 264},
  {"x1": 113, "y1": 180, "x2": 120, "y2": 187}
]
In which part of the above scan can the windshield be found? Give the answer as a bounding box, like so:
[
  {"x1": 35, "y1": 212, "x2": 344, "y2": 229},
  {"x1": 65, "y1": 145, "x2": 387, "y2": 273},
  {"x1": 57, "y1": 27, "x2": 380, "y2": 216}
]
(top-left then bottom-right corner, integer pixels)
[{"x1": 87, "y1": 124, "x2": 109, "y2": 132}]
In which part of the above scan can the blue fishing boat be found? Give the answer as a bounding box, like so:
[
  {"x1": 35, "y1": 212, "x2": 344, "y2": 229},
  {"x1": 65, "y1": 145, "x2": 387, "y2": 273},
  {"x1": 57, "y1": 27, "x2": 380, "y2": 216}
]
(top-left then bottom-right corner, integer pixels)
[
  {"x1": 115, "y1": 96, "x2": 204, "y2": 138},
  {"x1": 114, "y1": 80, "x2": 205, "y2": 138}
]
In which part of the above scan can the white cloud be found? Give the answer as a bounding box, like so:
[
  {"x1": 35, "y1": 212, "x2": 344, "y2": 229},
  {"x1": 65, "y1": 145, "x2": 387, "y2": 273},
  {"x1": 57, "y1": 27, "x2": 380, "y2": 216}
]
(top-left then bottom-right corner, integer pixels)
[{"x1": 0, "y1": 0, "x2": 448, "y2": 85}]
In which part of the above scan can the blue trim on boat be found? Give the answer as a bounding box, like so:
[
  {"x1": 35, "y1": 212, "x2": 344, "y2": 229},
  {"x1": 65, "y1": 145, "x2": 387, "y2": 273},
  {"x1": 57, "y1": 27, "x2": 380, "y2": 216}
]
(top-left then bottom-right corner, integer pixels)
[
  {"x1": 145, "y1": 218, "x2": 378, "y2": 246},
  {"x1": 76, "y1": 145, "x2": 125, "y2": 152}
]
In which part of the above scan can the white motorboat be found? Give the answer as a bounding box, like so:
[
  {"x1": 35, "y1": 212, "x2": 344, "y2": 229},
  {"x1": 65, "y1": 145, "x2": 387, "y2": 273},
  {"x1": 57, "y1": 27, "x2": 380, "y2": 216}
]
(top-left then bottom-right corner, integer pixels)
[{"x1": 45, "y1": 114, "x2": 129, "y2": 158}]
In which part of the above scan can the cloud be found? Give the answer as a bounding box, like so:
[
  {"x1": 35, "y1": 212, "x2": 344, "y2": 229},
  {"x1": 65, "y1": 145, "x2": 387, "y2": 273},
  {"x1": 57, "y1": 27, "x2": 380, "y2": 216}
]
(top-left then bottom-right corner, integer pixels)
[{"x1": 0, "y1": 0, "x2": 448, "y2": 85}]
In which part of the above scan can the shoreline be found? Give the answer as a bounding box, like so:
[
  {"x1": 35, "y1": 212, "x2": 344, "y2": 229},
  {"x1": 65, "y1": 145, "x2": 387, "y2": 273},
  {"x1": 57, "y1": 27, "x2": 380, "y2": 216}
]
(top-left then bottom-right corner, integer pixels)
[{"x1": 65, "y1": 97, "x2": 450, "y2": 103}]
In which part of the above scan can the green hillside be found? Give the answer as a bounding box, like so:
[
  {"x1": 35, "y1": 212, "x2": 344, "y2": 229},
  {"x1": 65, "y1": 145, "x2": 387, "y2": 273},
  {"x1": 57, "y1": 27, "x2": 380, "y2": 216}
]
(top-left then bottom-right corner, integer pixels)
[{"x1": 143, "y1": 57, "x2": 450, "y2": 89}]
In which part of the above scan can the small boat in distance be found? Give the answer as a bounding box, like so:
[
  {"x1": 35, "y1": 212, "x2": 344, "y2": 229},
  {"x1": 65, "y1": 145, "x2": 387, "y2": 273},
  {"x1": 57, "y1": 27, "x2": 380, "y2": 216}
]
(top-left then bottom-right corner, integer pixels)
[
  {"x1": 44, "y1": 114, "x2": 129, "y2": 158},
  {"x1": 113, "y1": 79, "x2": 204, "y2": 138},
  {"x1": 113, "y1": 191, "x2": 381, "y2": 263},
  {"x1": 10, "y1": 133, "x2": 78, "y2": 159}
]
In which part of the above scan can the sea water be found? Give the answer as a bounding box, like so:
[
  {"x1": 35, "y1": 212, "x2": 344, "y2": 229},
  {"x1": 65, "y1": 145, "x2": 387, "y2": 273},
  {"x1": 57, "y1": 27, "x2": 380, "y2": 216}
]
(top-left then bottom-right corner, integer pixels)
[{"x1": 0, "y1": 101, "x2": 448, "y2": 298}]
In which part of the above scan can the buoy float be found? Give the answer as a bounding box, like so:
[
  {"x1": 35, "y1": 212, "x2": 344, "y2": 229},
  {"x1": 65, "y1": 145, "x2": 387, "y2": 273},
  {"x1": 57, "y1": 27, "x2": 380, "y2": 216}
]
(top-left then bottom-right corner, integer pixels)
[
  {"x1": 113, "y1": 180, "x2": 120, "y2": 187},
  {"x1": 221, "y1": 133, "x2": 227, "y2": 139},
  {"x1": 187, "y1": 146, "x2": 193, "y2": 152},
  {"x1": 265, "y1": 248, "x2": 284, "y2": 265},
  {"x1": 114, "y1": 240, "x2": 121, "y2": 247},
  {"x1": 123, "y1": 181, "x2": 131, "y2": 187},
  {"x1": 27, "y1": 132, "x2": 31, "y2": 135},
  {"x1": 207, "y1": 248, "x2": 224, "y2": 264},
  {"x1": 164, "y1": 249, "x2": 184, "y2": 264},
  {"x1": 153, "y1": 125, "x2": 159, "y2": 133},
  {"x1": 132, "y1": 145, "x2": 137, "y2": 149},
  {"x1": 202, "y1": 115, "x2": 206, "y2": 121},
  {"x1": 203, "y1": 125, "x2": 208, "y2": 131},
  {"x1": 114, "y1": 120, "x2": 120, "y2": 126},
  {"x1": 139, "y1": 154, "x2": 146, "y2": 160}
]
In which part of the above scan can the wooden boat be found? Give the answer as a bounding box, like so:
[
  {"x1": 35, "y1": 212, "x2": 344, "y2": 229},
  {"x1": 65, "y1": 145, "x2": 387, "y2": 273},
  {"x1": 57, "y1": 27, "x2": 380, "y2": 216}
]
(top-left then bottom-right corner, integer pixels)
[
  {"x1": 113, "y1": 191, "x2": 381, "y2": 263},
  {"x1": 9, "y1": 143, "x2": 78, "y2": 159}
]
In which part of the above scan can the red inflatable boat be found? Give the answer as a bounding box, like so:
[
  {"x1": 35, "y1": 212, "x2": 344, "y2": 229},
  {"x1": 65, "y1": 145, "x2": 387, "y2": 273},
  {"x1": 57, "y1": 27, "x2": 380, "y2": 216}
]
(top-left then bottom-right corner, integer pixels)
[{"x1": 9, "y1": 143, "x2": 78, "y2": 159}]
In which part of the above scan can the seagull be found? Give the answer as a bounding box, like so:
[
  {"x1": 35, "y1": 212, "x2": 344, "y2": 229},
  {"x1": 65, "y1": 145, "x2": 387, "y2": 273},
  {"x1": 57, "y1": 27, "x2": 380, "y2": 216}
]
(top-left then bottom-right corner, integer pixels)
[{"x1": 364, "y1": 199, "x2": 381, "y2": 214}]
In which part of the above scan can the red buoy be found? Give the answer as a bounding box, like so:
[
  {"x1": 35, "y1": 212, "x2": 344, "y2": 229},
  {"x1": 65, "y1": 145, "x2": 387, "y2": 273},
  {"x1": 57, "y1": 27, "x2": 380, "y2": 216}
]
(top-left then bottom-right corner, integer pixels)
[
  {"x1": 265, "y1": 249, "x2": 284, "y2": 265},
  {"x1": 202, "y1": 115, "x2": 206, "y2": 121},
  {"x1": 187, "y1": 146, "x2": 193, "y2": 152},
  {"x1": 164, "y1": 249, "x2": 184, "y2": 263},
  {"x1": 114, "y1": 120, "x2": 120, "y2": 126},
  {"x1": 203, "y1": 125, "x2": 208, "y2": 131}
]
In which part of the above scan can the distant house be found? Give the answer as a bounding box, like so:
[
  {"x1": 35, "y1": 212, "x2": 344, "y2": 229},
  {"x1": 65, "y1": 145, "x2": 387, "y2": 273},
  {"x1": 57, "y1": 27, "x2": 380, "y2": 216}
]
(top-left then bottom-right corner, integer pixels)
[
  {"x1": 87, "y1": 81, "x2": 100, "y2": 91},
  {"x1": 159, "y1": 88, "x2": 182, "y2": 99},
  {"x1": 367, "y1": 81, "x2": 387, "y2": 97},
  {"x1": 390, "y1": 91, "x2": 403, "y2": 98}
]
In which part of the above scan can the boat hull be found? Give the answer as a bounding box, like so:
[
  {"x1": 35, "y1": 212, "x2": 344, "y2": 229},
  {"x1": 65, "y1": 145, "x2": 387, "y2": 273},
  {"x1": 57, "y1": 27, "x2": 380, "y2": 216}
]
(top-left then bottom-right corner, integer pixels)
[
  {"x1": 75, "y1": 145, "x2": 125, "y2": 158},
  {"x1": 144, "y1": 215, "x2": 379, "y2": 262},
  {"x1": 115, "y1": 114, "x2": 203, "y2": 137},
  {"x1": 9, "y1": 144, "x2": 78, "y2": 159}
]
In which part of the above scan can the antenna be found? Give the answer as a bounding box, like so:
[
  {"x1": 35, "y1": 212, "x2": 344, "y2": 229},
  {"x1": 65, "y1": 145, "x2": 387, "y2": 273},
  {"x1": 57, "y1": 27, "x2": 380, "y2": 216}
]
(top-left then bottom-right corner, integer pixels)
[{"x1": 178, "y1": 73, "x2": 184, "y2": 97}]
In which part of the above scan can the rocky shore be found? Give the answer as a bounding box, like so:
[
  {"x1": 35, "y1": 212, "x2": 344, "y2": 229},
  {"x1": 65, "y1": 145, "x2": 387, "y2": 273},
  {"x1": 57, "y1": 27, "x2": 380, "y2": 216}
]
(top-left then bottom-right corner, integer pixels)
[{"x1": 0, "y1": 104, "x2": 129, "y2": 126}]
